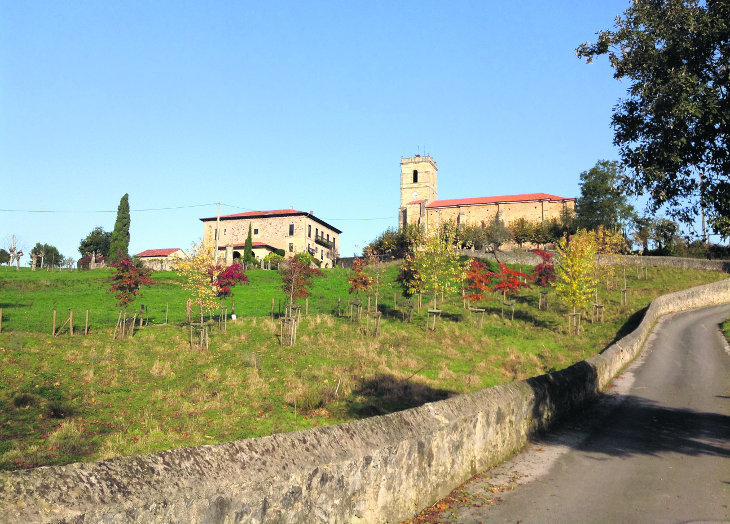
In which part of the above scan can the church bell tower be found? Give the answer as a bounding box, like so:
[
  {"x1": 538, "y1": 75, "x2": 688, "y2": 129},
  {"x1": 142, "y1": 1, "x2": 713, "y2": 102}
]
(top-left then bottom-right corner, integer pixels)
[{"x1": 399, "y1": 155, "x2": 437, "y2": 228}]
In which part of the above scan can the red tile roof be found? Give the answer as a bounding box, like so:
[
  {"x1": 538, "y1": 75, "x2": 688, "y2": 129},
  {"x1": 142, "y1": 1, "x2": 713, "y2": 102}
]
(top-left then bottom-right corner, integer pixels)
[
  {"x1": 135, "y1": 248, "x2": 182, "y2": 258},
  {"x1": 200, "y1": 209, "x2": 306, "y2": 221},
  {"x1": 427, "y1": 193, "x2": 573, "y2": 208},
  {"x1": 200, "y1": 208, "x2": 342, "y2": 234}
]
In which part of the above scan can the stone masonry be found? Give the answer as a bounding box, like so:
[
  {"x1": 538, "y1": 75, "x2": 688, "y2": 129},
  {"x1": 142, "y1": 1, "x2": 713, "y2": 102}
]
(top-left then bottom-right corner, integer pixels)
[
  {"x1": 200, "y1": 209, "x2": 342, "y2": 268},
  {"x1": 398, "y1": 155, "x2": 575, "y2": 232}
]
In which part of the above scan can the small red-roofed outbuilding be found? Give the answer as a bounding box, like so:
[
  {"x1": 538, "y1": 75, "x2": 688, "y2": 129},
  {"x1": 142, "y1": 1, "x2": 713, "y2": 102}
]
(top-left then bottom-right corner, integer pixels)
[{"x1": 135, "y1": 248, "x2": 187, "y2": 271}]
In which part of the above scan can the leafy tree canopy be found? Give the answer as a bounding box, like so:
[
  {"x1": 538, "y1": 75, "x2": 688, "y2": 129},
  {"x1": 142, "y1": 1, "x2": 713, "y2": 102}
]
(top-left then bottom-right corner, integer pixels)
[
  {"x1": 30, "y1": 243, "x2": 63, "y2": 268},
  {"x1": 575, "y1": 160, "x2": 636, "y2": 233},
  {"x1": 0, "y1": 249, "x2": 10, "y2": 264},
  {"x1": 577, "y1": 0, "x2": 730, "y2": 238},
  {"x1": 79, "y1": 227, "x2": 112, "y2": 257},
  {"x1": 365, "y1": 225, "x2": 423, "y2": 260}
]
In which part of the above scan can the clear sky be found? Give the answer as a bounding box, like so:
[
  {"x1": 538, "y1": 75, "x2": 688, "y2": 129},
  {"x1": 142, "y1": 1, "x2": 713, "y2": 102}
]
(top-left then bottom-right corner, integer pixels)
[{"x1": 1, "y1": 1, "x2": 632, "y2": 263}]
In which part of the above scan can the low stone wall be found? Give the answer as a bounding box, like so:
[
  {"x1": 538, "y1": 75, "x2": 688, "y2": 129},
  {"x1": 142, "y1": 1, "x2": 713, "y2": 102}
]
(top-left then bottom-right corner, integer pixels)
[
  {"x1": 597, "y1": 254, "x2": 730, "y2": 272},
  {"x1": 1, "y1": 280, "x2": 729, "y2": 523},
  {"x1": 458, "y1": 249, "x2": 730, "y2": 272}
]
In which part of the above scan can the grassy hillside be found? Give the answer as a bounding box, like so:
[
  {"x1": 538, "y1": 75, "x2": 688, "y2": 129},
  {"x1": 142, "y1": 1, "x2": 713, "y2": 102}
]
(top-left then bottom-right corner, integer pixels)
[
  {"x1": 0, "y1": 262, "x2": 725, "y2": 470},
  {"x1": 0, "y1": 265, "x2": 404, "y2": 332}
]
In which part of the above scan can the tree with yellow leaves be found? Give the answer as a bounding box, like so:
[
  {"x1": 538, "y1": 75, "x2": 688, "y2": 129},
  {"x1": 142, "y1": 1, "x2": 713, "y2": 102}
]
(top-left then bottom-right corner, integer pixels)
[
  {"x1": 412, "y1": 231, "x2": 465, "y2": 311},
  {"x1": 554, "y1": 230, "x2": 597, "y2": 332},
  {"x1": 175, "y1": 239, "x2": 220, "y2": 314}
]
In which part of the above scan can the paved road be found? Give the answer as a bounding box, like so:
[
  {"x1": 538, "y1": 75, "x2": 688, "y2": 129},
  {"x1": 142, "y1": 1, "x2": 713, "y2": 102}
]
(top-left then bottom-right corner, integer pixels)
[{"x1": 420, "y1": 303, "x2": 730, "y2": 523}]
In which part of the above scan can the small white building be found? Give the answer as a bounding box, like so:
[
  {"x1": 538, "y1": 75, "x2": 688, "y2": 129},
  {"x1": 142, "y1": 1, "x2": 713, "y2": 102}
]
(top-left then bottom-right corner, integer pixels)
[{"x1": 135, "y1": 248, "x2": 187, "y2": 271}]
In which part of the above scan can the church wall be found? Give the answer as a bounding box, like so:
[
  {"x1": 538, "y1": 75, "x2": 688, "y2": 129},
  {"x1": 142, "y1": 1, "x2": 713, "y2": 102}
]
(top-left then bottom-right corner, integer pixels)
[{"x1": 424, "y1": 200, "x2": 574, "y2": 233}]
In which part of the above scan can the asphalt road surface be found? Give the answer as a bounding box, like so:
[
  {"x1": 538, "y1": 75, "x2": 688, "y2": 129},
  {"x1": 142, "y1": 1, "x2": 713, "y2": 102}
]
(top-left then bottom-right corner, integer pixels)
[{"x1": 422, "y1": 303, "x2": 730, "y2": 523}]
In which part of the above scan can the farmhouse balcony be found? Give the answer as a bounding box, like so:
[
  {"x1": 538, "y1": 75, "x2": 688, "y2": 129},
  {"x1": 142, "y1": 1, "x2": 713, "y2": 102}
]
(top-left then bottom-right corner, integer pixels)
[{"x1": 315, "y1": 236, "x2": 333, "y2": 249}]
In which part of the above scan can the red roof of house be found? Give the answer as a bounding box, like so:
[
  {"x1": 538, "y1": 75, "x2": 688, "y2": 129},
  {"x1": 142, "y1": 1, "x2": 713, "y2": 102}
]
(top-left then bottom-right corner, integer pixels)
[
  {"x1": 135, "y1": 248, "x2": 181, "y2": 258},
  {"x1": 427, "y1": 193, "x2": 573, "y2": 209},
  {"x1": 200, "y1": 209, "x2": 306, "y2": 221},
  {"x1": 200, "y1": 208, "x2": 342, "y2": 234}
]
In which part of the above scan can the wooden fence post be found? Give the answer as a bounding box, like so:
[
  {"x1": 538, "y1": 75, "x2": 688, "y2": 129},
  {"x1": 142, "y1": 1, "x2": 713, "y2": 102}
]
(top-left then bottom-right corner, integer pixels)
[
  {"x1": 69, "y1": 310, "x2": 74, "y2": 336},
  {"x1": 165, "y1": 303, "x2": 169, "y2": 325},
  {"x1": 85, "y1": 310, "x2": 89, "y2": 335},
  {"x1": 52, "y1": 310, "x2": 56, "y2": 336}
]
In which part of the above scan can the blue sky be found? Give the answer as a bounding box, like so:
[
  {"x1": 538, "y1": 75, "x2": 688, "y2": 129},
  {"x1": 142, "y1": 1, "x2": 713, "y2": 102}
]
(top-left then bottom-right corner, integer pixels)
[{"x1": 1, "y1": 1, "x2": 632, "y2": 263}]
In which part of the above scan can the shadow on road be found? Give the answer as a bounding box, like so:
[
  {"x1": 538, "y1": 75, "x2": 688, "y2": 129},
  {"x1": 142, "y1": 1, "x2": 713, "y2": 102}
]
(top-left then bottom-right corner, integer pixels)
[{"x1": 561, "y1": 394, "x2": 730, "y2": 459}]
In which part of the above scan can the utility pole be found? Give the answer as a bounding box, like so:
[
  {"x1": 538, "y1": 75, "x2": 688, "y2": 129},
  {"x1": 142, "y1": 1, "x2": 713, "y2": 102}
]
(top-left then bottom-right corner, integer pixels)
[{"x1": 215, "y1": 202, "x2": 221, "y2": 264}]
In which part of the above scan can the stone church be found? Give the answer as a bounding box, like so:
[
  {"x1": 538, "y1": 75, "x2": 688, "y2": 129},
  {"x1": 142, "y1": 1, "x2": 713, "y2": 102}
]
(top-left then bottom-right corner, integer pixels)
[{"x1": 398, "y1": 155, "x2": 575, "y2": 233}]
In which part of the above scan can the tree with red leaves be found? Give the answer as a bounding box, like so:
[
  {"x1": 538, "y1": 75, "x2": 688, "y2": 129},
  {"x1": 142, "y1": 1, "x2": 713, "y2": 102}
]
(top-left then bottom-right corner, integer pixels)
[
  {"x1": 531, "y1": 249, "x2": 555, "y2": 288},
  {"x1": 212, "y1": 263, "x2": 249, "y2": 298},
  {"x1": 347, "y1": 258, "x2": 373, "y2": 296},
  {"x1": 279, "y1": 257, "x2": 324, "y2": 304},
  {"x1": 108, "y1": 255, "x2": 154, "y2": 309},
  {"x1": 463, "y1": 259, "x2": 494, "y2": 304},
  {"x1": 492, "y1": 264, "x2": 531, "y2": 298},
  {"x1": 492, "y1": 263, "x2": 531, "y2": 320}
]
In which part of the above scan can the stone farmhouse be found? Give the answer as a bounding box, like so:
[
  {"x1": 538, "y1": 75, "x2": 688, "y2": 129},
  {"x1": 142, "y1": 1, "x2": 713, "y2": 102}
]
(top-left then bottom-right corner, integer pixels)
[
  {"x1": 398, "y1": 155, "x2": 575, "y2": 233},
  {"x1": 200, "y1": 209, "x2": 341, "y2": 268},
  {"x1": 135, "y1": 248, "x2": 187, "y2": 271}
]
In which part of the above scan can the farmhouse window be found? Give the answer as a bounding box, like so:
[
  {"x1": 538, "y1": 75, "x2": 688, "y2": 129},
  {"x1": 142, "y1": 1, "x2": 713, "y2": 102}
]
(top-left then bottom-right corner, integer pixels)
[
  {"x1": 289, "y1": 224, "x2": 294, "y2": 236},
  {"x1": 308, "y1": 225, "x2": 311, "y2": 237},
  {"x1": 413, "y1": 170, "x2": 418, "y2": 183},
  {"x1": 254, "y1": 228, "x2": 258, "y2": 235}
]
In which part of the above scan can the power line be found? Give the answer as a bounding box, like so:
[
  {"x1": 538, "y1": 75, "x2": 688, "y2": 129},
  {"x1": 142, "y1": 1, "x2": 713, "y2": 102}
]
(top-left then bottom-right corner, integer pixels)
[
  {"x1": 0, "y1": 203, "x2": 218, "y2": 213},
  {"x1": 219, "y1": 203, "x2": 394, "y2": 222},
  {"x1": 321, "y1": 216, "x2": 393, "y2": 221},
  {"x1": 0, "y1": 202, "x2": 396, "y2": 222}
]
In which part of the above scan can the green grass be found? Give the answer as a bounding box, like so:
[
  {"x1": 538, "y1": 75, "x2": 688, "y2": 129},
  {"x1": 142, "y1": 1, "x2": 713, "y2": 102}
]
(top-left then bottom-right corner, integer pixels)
[
  {"x1": 0, "y1": 265, "x2": 375, "y2": 332},
  {"x1": 0, "y1": 262, "x2": 725, "y2": 470}
]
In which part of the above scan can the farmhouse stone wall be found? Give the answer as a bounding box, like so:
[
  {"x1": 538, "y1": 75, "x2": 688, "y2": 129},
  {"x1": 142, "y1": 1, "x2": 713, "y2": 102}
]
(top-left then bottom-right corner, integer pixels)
[
  {"x1": 203, "y1": 214, "x2": 340, "y2": 268},
  {"x1": 2, "y1": 275, "x2": 728, "y2": 523}
]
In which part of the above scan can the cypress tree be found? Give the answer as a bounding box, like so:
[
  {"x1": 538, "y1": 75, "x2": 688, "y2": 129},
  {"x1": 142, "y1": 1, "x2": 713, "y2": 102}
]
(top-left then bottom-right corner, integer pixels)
[
  {"x1": 243, "y1": 224, "x2": 256, "y2": 266},
  {"x1": 108, "y1": 193, "x2": 131, "y2": 264}
]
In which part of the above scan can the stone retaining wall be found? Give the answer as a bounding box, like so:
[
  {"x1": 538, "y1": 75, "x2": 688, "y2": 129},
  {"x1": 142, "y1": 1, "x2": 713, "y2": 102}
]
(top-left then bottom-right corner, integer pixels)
[
  {"x1": 456, "y1": 249, "x2": 730, "y2": 272},
  {"x1": 1, "y1": 279, "x2": 729, "y2": 523}
]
